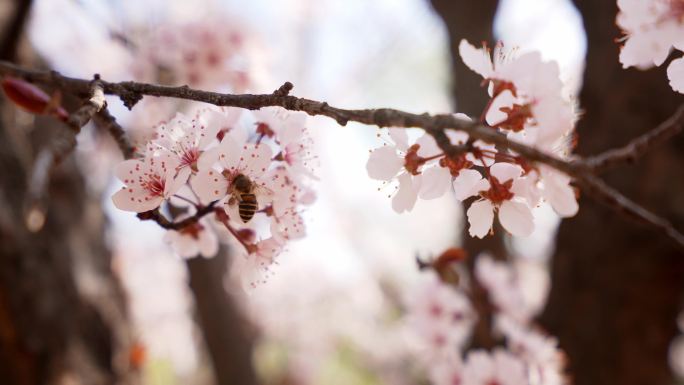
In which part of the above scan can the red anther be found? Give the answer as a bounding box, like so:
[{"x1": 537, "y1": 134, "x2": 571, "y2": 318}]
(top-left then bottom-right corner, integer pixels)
[
  {"x1": 482, "y1": 175, "x2": 514, "y2": 203},
  {"x1": 404, "y1": 144, "x2": 426, "y2": 175},
  {"x1": 495, "y1": 103, "x2": 533, "y2": 132},
  {"x1": 440, "y1": 154, "x2": 473, "y2": 176}
]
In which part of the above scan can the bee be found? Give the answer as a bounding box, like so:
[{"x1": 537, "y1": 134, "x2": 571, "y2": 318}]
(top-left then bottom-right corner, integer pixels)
[{"x1": 230, "y1": 173, "x2": 261, "y2": 223}]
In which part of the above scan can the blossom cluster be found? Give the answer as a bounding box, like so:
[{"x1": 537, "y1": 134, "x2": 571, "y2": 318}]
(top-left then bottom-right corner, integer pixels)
[
  {"x1": 617, "y1": 0, "x2": 684, "y2": 93},
  {"x1": 406, "y1": 254, "x2": 567, "y2": 385},
  {"x1": 112, "y1": 106, "x2": 317, "y2": 288},
  {"x1": 132, "y1": 20, "x2": 251, "y2": 92},
  {"x1": 124, "y1": 18, "x2": 257, "y2": 146},
  {"x1": 366, "y1": 40, "x2": 578, "y2": 239}
]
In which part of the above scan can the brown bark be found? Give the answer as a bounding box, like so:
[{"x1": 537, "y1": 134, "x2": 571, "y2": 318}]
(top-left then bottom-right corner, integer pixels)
[
  {"x1": 539, "y1": 2, "x2": 684, "y2": 385},
  {"x1": 0, "y1": 2, "x2": 132, "y2": 383},
  {"x1": 0, "y1": 109, "x2": 133, "y2": 385},
  {"x1": 429, "y1": 0, "x2": 499, "y2": 116},
  {"x1": 187, "y1": 252, "x2": 259, "y2": 385}
]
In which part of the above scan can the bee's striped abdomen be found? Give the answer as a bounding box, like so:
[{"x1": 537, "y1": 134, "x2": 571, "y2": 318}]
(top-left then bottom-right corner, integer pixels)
[{"x1": 238, "y1": 193, "x2": 258, "y2": 223}]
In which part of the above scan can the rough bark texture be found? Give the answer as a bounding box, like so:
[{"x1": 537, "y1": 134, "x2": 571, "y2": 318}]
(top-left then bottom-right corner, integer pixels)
[
  {"x1": 539, "y1": 2, "x2": 684, "y2": 385},
  {"x1": 0, "y1": 108, "x2": 133, "y2": 385},
  {"x1": 187, "y1": 252, "x2": 259, "y2": 385}
]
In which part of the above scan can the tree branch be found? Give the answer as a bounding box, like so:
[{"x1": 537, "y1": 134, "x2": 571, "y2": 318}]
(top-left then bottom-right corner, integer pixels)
[
  {"x1": 1, "y1": 61, "x2": 684, "y2": 248},
  {"x1": 585, "y1": 104, "x2": 684, "y2": 172},
  {"x1": 136, "y1": 202, "x2": 218, "y2": 230},
  {"x1": 92, "y1": 107, "x2": 136, "y2": 160}
]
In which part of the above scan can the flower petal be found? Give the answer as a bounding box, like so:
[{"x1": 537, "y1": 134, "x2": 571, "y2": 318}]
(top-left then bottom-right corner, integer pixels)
[
  {"x1": 490, "y1": 162, "x2": 523, "y2": 183},
  {"x1": 668, "y1": 57, "x2": 684, "y2": 94},
  {"x1": 498, "y1": 200, "x2": 534, "y2": 237},
  {"x1": 367, "y1": 146, "x2": 403, "y2": 180},
  {"x1": 419, "y1": 166, "x2": 451, "y2": 199},
  {"x1": 459, "y1": 39, "x2": 493, "y2": 78},
  {"x1": 467, "y1": 200, "x2": 494, "y2": 238},
  {"x1": 191, "y1": 169, "x2": 229, "y2": 204},
  {"x1": 112, "y1": 186, "x2": 163, "y2": 213},
  {"x1": 389, "y1": 128, "x2": 410, "y2": 152},
  {"x1": 392, "y1": 173, "x2": 418, "y2": 213},
  {"x1": 453, "y1": 169, "x2": 485, "y2": 201},
  {"x1": 416, "y1": 134, "x2": 441, "y2": 157}
]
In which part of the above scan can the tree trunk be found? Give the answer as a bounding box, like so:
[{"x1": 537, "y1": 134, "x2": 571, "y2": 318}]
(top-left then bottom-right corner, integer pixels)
[
  {"x1": 429, "y1": 0, "x2": 506, "y2": 350},
  {"x1": 539, "y1": 2, "x2": 684, "y2": 385},
  {"x1": 429, "y1": 0, "x2": 499, "y2": 117},
  {"x1": 0, "y1": 110, "x2": 133, "y2": 385},
  {"x1": 187, "y1": 252, "x2": 259, "y2": 385}
]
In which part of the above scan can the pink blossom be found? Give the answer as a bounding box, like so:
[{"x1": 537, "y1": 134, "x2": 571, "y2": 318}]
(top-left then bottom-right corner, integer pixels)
[
  {"x1": 405, "y1": 274, "x2": 476, "y2": 358},
  {"x1": 366, "y1": 128, "x2": 455, "y2": 213},
  {"x1": 475, "y1": 255, "x2": 534, "y2": 323},
  {"x1": 163, "y1": 218, "x2": 219, "y2": 259},
  {"x1": 133, "y1": 20, "x2": 251, "y2": 91},
  {"x1": 112, "y1": 153, "x2": 184, "y2": 213},
  {"x1": 495, "y1": 316, "x2": 567, "y2": 385},
  {"x1": 617, "y1": 0, "x2": 684, "y2": 93},
  {"x1": 151, "y1": 109, "x2": 236, "y2": 184},
  {"x1": 460, "y1": 40, "x2": 574, "y2": 148},
  {"x1": 191, "y1": 132, "x2": 273, "y2": 221},
  {"x1": 668, "y1": 56, "x2": 684, "y2": 93},
  {"x1": 462, "y1": 349, "x2": 528, "y2": 385},
  {"x1": 454, "y1": 163, "x2": 534, "y2": 238},
  {"x1": 233, "y1": 237, "x2": 284, "y2": 289},
  {"x1": 428, "y1": 354, "x2": 465, "y2": 385},
  {"x1": 253, "y1": 107, "x2": 318, "y2": 181},
  {"x1": 267, "y1": 166, "x2": 310, "y2": 241}
]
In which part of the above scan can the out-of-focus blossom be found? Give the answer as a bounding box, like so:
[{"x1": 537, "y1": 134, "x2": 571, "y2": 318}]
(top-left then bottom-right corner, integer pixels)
[
  {"x1": 428, "y1": 354, "x2": 465, "y2": 385},
  {"x1": 233, "y1": 237, "x2": 284, "y2": 289},
  {"x1": 163, "y1": 218, "x2": 219, "y2": 258},
  {"x1": 496, "y1": 316, "x2": 567, "y2": 385},
  {"x1": 462, "y1": 349, "x2": 528, "y2": 385},
  {"x1": 133, "y1": 20, "x2": 251, "y2": 92},
  {"x1": 475, "y1": 254, "x2": 535, "y2": 323},
  {"x1": 405, "y1": 273, "x2": 476, "y2": 358},
  {"x1": 617, "y1": 0, "x2": 684, "y2": 93}
]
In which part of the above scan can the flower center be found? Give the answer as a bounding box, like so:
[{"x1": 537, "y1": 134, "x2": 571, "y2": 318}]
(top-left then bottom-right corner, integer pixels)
[
  {"x1": 141, "y1": 174, "x2": 165, "y2": 197},
  {"x1": 481, "y1": 176, "x2": 514, "y2": 204},
  {"x1": 180, "y1": 222, "x2": 204, "y2": 239},
  {"x1": 180, "y1": 147, "x2": 200, "y2": 170},
  {"x1": 495, "y1": 103, "x2": 534, "y2": 132},
  {"x1": 404, "y1": 144, "x2": 427, "y2": 175},
  {"x1": 440, "y1": 154, "x2": 473, "y2": 176}
]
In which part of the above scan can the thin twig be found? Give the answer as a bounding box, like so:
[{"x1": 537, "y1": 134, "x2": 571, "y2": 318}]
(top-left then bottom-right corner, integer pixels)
[
  {"x1": 92, "y1": 107, "x2": 136, "y2": 159},
  {"x1": 585, "y1": 104, "x2": 684, "y2": 172},
  {"x1": 577, "y1": 175, "x2": 684, "y2": 247},
  {"x1": 23, "y1": 81, "x2": 106, "y2": 231},
  {"x1": 1, "y1": 61, "x2": 683, "y2": 248},
  {"x1": 136, "y1": 202, "x2": 217, "y2": 230}
]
